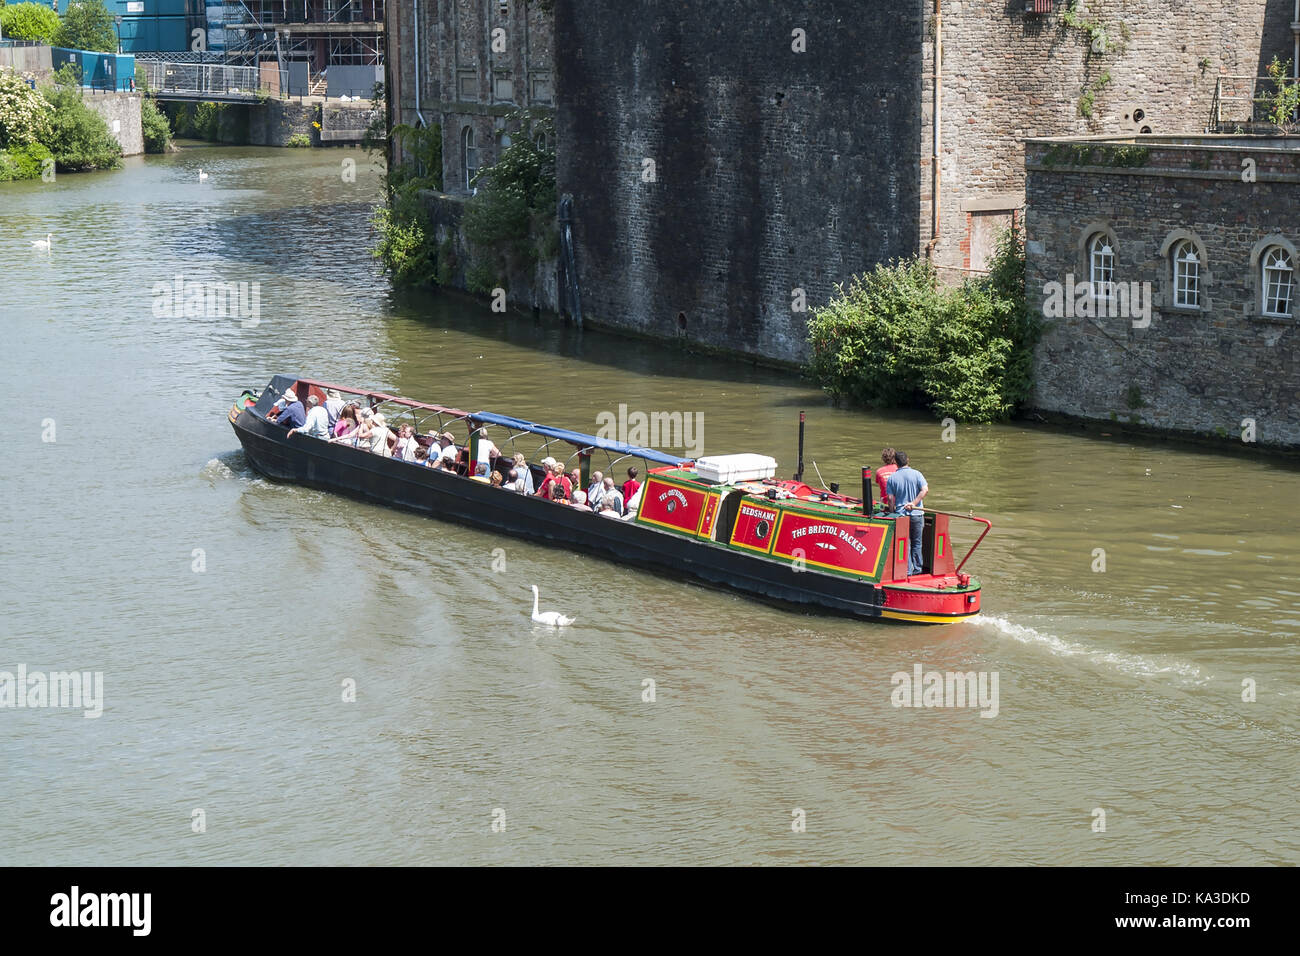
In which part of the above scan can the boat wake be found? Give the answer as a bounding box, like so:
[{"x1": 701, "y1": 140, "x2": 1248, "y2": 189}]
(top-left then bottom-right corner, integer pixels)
[
  {"x1": 201, "y1": 452, "x2": 260, "y2": 484},
  {"x1": 974, "y1": 614, "x2": 1208, "y2": 684}
]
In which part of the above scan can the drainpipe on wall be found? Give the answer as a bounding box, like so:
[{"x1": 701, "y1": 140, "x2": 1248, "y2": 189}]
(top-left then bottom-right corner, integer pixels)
[
  {"x1": 1294, "y1": 0, "x2": 1298, "y2": 83},
  {"x1": 925, "y1": 0, "x2": 942, "y2": 260},
  {"x1": 413, "y1": 0, "x2": 426, "y2": 128}
]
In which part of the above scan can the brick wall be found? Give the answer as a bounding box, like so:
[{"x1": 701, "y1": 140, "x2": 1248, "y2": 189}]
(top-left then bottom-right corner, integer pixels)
[
  {"x1": 923, "y1": 0, "x2": 1292, "y2": 281},
  {"x1": 1025, "y1": 136, "x2": 1300, "y2": 448}
]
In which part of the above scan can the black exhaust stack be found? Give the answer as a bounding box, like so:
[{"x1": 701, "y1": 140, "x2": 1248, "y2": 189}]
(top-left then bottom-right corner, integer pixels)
[
  {"x1": 862, "y1": 466, "x2": 873, "y2": 514},
  {"x1": 795, "y1": 411, "x2": 805, "y2": 482}
]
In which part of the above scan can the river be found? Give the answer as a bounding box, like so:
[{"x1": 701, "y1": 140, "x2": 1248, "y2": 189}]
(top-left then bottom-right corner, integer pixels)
[{"x1": 2, "y1": 144, "x2": 1296, "y2": 865}]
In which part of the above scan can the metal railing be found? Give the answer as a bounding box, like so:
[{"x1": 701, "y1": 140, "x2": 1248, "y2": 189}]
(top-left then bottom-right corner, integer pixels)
[
  {"x1": 1212, "y1": 74, "x2": 1299, "y2": 129},
  {"x1": 143, "y1": 60, "x2": 268, "y2": 99}
]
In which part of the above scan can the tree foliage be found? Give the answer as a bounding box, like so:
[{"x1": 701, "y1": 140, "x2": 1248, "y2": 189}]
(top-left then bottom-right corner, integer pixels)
[
  {"x1": 0, "y1": 67, "x2": 52, "y2": 148},
  {"x1": 140, "y1": 95, "x2": 170, "y2": 153},
  {"x1": 54, "y1": 0, "x2": 118, "y2": 54},
  {"x1": 1260, "y1": 56, "x2": 1300, "y2": 134},
  {"x1": 1, "y1": 2, "x2": 61, "y2": 43},
  {"x1": 41, "y1": 78, "x2": 121, "y2": 170},
  {"x1": 461, "y1": 109, "x2": 556, "y2": 291},
  {"x1": 806, "y1": 227, "x2": 1038, "y2": 423}
]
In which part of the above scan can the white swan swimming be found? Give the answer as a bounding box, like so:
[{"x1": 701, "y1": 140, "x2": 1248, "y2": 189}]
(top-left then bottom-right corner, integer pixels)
[
  {"x1": 531, "y1": 585, "x2": 575, "y2": 626},
  {"x1": 198, "y1": 169, "x2": 209, "y2": 182},
  {"x1": 31, "y1": 234, "x2": 52, "y2": 251}
]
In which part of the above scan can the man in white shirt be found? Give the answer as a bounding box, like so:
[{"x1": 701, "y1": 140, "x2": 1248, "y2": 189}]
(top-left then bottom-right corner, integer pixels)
[
  {"x1": 287, "y1": 394, "x2": 331, "y2": 440},
  {"x1": 432, "y1": 432, "x2": 459, "y2": 470}
]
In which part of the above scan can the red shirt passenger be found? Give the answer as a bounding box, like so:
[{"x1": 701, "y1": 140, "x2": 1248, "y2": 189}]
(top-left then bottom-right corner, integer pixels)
[
  {"x1": 874, "y1": 448, "x2": 898, "y2": 508},
  {"x1": 622, "y1": 466, "x2": 641, "y2": 503}
]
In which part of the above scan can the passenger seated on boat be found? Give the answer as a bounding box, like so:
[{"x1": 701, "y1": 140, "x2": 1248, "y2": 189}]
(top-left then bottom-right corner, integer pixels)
[
  {"x1": 537, "y1": 462, "x2": 572, "y2": 500},
  {"x1": 366, "y1": 413, "x2": 394, "y2": 458},
  {"x1": 547, "y1": 474, "x2": 571, "y2": 503},
  {"x1": 430, "y1": 432, "x2": 458, "y2": 470},
  {"x1": 586, "y1": 471, "x2": 605, "y2": 508},
  {"x1": 394, "y1": 424, "x2": 419, "y2": 462},
  {"x1": 490, "y1": 471, "x2": 504, "y2": 488},
  {"x1": 324, "y1": 389, "x2": 346, "y2": 427},
  {"x1": 268, "y1": 388, "x2": 306, "y2": 429},
  {"x1": 333, "y1": 404, "x2": 360, "y2": 439},
  {"x1": 511, "y1": 453, "x2": 534, "y2": 494},
  {"x1": 623, "y1": 466, "x2": 641, "y2": 502},
  {"x1": 599, "y1": 477, "x2": 624, "y2": 516},
  {"x1": 568, "y1": 468, "x2": 583, "y2": 494},
  {"x1": 570, "y1": 490, "x2": 592, "y2": 511},
  {"x1": 597, "y1": 498, "x2": 621, "y2": 518},
  {"x1": 471, "y1": 462, "x2": 491, "y2": 483},
  {"x1": 414, "y1": 444, "x2": 431, "y2": 466},
  {"x1": 287, "y1": 394, "x2": 331, "y2": 440}
]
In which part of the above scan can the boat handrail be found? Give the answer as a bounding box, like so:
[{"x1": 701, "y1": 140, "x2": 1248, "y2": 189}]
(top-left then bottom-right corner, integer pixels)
[{"x1": 923, "y1": 509, "x2": 992, "y2": 573}]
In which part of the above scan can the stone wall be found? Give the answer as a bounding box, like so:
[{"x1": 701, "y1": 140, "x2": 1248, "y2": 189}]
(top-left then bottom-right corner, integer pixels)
[
  {"x1": 1025, "y1": 136, "x2": 1300, "y2": 448},
  {"x1": 419, "y1": 190, "x2": 560, "y2": 312},
  {"x1": 923, "y1": 0, "x2": 1292, "y2": 280},
  {"x1": 554, "y1": 0, "x2": 923, "y2": 361},
  {"x1": 85, "y1": 92, "x2": 144, "y2": 157},
  {"x1": 247, "y1": 100, "x2": 317, "y2": 146}
]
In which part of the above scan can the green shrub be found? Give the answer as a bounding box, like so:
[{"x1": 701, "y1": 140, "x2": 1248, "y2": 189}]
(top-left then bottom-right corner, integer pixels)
[
  {"x1": 0, "y1": 67, "x2": 52, "y2": 148},
  {"x1": 371, "y1": 200, "x2": 439, "y2": 285},
  {"x1": 0, "y1": 2, "x2": 60, "y2": 43},
  {"x1": 41, "y1": 81, "x2": 121, "y2": 171},
  {"x1": 285, "y1": 132, "x2": 311, "y2": 147},
  {"x1": 0, "y1": 140, "x2": 53, "y2": 179},
  {"x1": 462, "y1": 110, "x2": 556, "y2": 281},
  {"x1": 54, "y1": 0, "x2": 118, "y2": 53},
  {"x1": 140, "y1": 96, "x2": 170, "y2": 153},
  {"x1": 806, "y1": 227, "x2": 1038, "y2": 423}
]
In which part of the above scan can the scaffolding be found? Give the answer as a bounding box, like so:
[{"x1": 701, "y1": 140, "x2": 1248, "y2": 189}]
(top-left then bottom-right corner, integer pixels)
[{"x1": 220, "y1": 0, "x2": 383, "y2": 73}]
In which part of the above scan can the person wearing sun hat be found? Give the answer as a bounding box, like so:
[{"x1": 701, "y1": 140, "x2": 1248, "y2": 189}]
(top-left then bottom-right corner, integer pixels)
[
  {"x1": 323, "y1": 388, "x2": 345, "y2": 427},
  {"x1": 366, "y1": 412, "x2": 394, "y2": 457},
  {"x1": 268, "y1": 388, "x2": 305, "y2": 429}
]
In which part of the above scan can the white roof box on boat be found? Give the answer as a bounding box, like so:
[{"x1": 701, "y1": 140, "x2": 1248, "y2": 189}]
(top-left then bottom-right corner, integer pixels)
[{"x1": 695, "y1": 454, "x2": 778, "y2": 484}]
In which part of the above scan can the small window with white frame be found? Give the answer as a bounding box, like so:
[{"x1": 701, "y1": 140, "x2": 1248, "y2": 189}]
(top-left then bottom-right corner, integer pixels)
[
  {"x1": 1261, "y1": 245, "x2": 1293, "y2": 317},
  {"x1": 1088, "y1": 233, "x2": 1115, "y2": 300},
  {"x1": 1172, "y1": 240, "x2": 1201, "y2": 309}
]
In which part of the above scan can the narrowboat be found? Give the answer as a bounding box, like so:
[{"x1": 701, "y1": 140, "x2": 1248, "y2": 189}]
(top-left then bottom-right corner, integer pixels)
[{"x1": 228, "y1": 375, "x2": 989, "y2": 624}]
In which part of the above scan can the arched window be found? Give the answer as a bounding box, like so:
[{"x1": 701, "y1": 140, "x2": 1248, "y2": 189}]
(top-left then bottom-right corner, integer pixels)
[
  {"x1": 535, "y1": 132, "x2": 547, "y2": 151},
  {"x1": 1088, "y1": 233, "x2": 1115, "y2": 299},
  {"x1": 1172, "y1": 240, "x2": 1201, "y2": 309},
  {"x1": 462, "y1": 126, "x2": 479, "y2": 190},
  {"x1": 1261, "y1": 246, "x2": 1294, "y2": 317}
]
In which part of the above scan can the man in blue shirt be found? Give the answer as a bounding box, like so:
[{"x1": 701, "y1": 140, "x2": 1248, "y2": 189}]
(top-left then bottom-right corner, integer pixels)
[
  {"x1": 268, "y1": 388, "x2": 306, "y2": 430},
  {"x1": 885, "y1": 451, "x2": 929, "y2": 576}
]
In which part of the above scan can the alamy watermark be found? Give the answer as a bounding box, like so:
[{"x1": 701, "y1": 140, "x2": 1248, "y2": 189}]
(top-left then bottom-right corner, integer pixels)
[
  {"x1": 0, "y1": 665, "x2": 103, "y2": 718},
  {"x1": 1042, "y1": 274, "x2": 1151, "y2": 328},
  {"x1": 151, "y1": 274, "x2": 261, "y2": 327},
  {"x1": 596, "y1": 403, "x2": 703, "y2": 458},
  {"x1": 890, "y1": 663, "x2": 999, "y2": 718}
]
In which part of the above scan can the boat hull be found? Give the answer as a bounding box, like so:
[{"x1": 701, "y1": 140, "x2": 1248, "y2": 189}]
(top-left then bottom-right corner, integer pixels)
[{"x1": 229, "y1": 407, "x2": 979, "y2": 624}]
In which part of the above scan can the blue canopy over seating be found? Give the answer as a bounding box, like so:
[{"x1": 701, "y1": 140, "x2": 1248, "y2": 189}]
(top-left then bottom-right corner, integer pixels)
[{"x1": 470, "y1": 411, "x2": 688, "y2": 466}]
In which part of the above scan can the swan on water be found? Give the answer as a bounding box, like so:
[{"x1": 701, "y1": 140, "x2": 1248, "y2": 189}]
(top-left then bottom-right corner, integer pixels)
[
  {"x1": 531, "y1": 585, "x2": 575, "y2": 627},
  {"x1": 198, "y1": 169, "x2": 209, "y2": 182},
  {"x1": 31, "y1": 234, "x2": 52, "y2": 251}
]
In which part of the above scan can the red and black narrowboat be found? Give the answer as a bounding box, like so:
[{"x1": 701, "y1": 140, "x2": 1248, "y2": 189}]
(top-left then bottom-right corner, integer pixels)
[{"x1": 229, "y1": 375, "x2": 989, "y2": 624}]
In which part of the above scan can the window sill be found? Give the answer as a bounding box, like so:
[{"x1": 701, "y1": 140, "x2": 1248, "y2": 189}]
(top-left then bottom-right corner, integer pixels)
[{"x1": 1249, "y1": 311, "x2": 1297, "y2": 324}]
